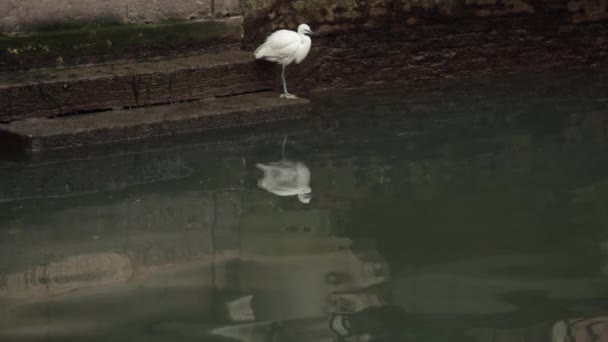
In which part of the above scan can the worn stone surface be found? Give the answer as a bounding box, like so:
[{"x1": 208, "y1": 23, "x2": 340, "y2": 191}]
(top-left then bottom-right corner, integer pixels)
[
  {"x1": 568, "y1": 0, "x2": 608, "y2": 22},
  {"x1": 0, "y1": 49, "x2": 276, "y2": 121},
  {"x1": 0, "y1": 16, "x2": 243, "y2": 72},
  {"x1": 0, "y1": 92, "x2": 311, "y2": 154},
  {"x1": 0, "y1": 0, "x2": 242, "y2": 32},
  {"x1": 243, "y1": 0, "x2": 608, "y2": 93},
  {"x1": 215, "y1": 0, "x2": 242, "y2": 16}
]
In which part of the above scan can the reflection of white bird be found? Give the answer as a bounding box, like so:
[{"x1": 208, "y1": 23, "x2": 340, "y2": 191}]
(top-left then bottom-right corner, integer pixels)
[
  {"x1": 257, "y1": 161, "x2": 312, "y2": 204},
  {"x1": 226, "y1": 295, "x2": 255, "y2": 322},
  {"x1": 254, "y1": 24, "x2": 315, "y2": 99},
  {"x1": 551, "y1": 321, "x2": 567, "y2": 342},
  {"x1": 256, "y1": 138, "x2": 312, "y2": 204}
]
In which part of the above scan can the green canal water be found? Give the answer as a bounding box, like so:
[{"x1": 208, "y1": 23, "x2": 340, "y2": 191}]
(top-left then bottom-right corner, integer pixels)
[{"x1": 0, "y1": 72, "x2": 607, "y2": 341}]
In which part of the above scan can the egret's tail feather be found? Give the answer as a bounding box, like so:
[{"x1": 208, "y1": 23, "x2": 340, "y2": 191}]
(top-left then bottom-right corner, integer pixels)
[
  {"x1": 254, "y1": 43, "x2": 283, "y2": 62},
  {"x1": 254, "y1": 43, "x2": 268, "y2": 59}
]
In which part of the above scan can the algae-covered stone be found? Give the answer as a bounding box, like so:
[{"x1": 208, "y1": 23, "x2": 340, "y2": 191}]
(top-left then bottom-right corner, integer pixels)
[{"x1": 0, "y1": 17, "x2": 242, "y2": 71}]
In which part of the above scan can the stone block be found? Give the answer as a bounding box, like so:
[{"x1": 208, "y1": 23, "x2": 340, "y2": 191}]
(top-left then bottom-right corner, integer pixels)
[
  {"x1": 0, "y1": 0, "x2": 213, "y2": 32},
  {"x1": 0, "y1": 49, "x2": 272, "y2": 121},
  {"x1": 0, "y1": 92, "x2": 311, "y2": 155}
]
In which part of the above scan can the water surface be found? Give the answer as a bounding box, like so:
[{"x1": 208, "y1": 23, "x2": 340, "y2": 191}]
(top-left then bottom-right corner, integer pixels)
[{"x1": 1, "y1": 72, "x2": 608, "y2": 342}]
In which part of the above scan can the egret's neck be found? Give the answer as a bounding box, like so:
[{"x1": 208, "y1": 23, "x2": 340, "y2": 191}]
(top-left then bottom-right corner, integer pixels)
[{"x1": 300, "y1": 34, "x2": 311, "y2": 45}]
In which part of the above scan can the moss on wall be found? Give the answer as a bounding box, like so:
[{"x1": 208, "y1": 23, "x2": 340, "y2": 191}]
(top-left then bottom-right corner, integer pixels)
[{"x1": 0, "y1": 18, "x2": 242, "y2": 71}]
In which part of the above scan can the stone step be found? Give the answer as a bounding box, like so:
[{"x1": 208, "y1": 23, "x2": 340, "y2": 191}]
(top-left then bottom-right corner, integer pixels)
[
  {"x1": 0, "y1": 92, "x2": 311, "y2": 158},
  {"x1": 0, "y1": 49, "x2": 276, "y2": 122}
]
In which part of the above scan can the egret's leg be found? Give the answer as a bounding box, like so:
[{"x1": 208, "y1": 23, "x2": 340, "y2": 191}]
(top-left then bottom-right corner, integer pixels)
[
  {"x1": 281, "y1": 64, "x2": 288, "y2": 94},
  {"x1": 280, "y1": 64, "x2": 298, "y2": 99}
]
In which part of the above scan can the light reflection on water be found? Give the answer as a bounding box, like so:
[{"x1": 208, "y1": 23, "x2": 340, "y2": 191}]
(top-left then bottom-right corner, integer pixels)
[{"x1": 1, "y1": 72, "x2": 608, "y2": 341}]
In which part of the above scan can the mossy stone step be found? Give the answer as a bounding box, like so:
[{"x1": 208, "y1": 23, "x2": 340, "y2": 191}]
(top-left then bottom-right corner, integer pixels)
[
  {"x1": 0, "y1": 92, "x2": 311, "y2": 158},
  {"x1": 0, "y1": 16, "x2": 244, "y2": 72}
]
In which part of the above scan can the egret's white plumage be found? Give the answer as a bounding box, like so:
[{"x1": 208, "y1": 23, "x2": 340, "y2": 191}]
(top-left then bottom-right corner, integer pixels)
[{"x1": 254, "y1": 24, "x2": 314, "y2": 99}]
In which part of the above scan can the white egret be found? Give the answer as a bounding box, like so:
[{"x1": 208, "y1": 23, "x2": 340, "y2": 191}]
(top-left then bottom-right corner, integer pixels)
[{"x1": 254, "y1": 23, "x2": 315, "y2": 99}]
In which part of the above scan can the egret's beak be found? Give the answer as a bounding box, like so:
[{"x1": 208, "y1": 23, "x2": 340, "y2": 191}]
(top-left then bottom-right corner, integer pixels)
[
  {"x1": 298, "y1": 193, "x2": 312, "y2": 204},
  {"x1": 305, "y1": 30, "x2": 317, "y2": 36}
]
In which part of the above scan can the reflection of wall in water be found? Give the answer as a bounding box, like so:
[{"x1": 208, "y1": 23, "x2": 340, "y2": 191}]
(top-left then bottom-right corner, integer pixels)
[
  {"x1": 0, "y1": 187, "x2": 391, "y2": 342},
  {"x1": 602, "y1": 240, "x2": 608, "y2": 275},
  {"x1": 0, "y1": 153, "x2": 192, "y2": 203},
  {"x1": 218, "y1": 201, "x2": 389, "y2": 320},
  {"x1": 0, "y1": 190, "x2": 242, "y2": 305}
]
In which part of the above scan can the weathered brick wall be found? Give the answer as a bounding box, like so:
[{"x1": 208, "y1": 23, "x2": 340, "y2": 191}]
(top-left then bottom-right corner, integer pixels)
[
  {"x1": 0, "y1": 0, "x2": 240, "y2": 32},
  {"x1": 243, "y1": 0, "x2": 608, "y2": 91},
  {"x1": 242, "y1": 0, "x2": 608, "y2": 39}
]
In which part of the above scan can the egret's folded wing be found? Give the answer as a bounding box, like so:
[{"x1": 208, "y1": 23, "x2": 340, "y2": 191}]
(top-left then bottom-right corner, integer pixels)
[
  {"x1": 266, "y1": 30, "x2": 299, "y2": 48},
  {"x1": 263, "y1": 30, "x2": 300, "y2": 58}
]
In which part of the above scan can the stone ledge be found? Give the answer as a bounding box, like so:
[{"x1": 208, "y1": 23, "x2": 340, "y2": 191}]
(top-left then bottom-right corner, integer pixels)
[
  {"x1": 0, "y1": 92, "x2": 311, "y2": 157},
  {"x1": 0, "y1": 49, "x2": 276, "y2": 122},
  {"x1": 1, "y1": 0, "x2": 213, "y2": 32}
]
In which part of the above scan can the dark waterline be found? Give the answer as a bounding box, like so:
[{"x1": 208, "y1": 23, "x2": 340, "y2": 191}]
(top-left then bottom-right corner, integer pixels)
[{"x1": 1, "y1": 71, "x2": 608, "y2": 342}]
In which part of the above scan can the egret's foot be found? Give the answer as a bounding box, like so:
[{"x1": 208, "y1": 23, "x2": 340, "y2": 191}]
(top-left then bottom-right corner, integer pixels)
[{"x1": 280, "y1": 93, "x2": 298, "y2": 99}]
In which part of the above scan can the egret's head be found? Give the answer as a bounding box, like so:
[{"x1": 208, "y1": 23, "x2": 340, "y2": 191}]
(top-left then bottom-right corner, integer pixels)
[{"x1": 298, "y1": 24, "x2": 315, "y2": 36}]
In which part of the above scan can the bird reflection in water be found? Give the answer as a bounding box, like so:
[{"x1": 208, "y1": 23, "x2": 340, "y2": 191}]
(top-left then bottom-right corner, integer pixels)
[{"x1": 256, "y1": 138, "x2": 312, "y2": 204}]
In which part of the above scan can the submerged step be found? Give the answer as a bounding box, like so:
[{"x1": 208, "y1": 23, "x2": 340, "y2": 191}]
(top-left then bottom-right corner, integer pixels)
[
  {"x1": 0, "y1": 49, "x2": 276, "y2": 122},
  {"x1": 0, "y1": 92, "x2": 311, "y2": 157}
]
